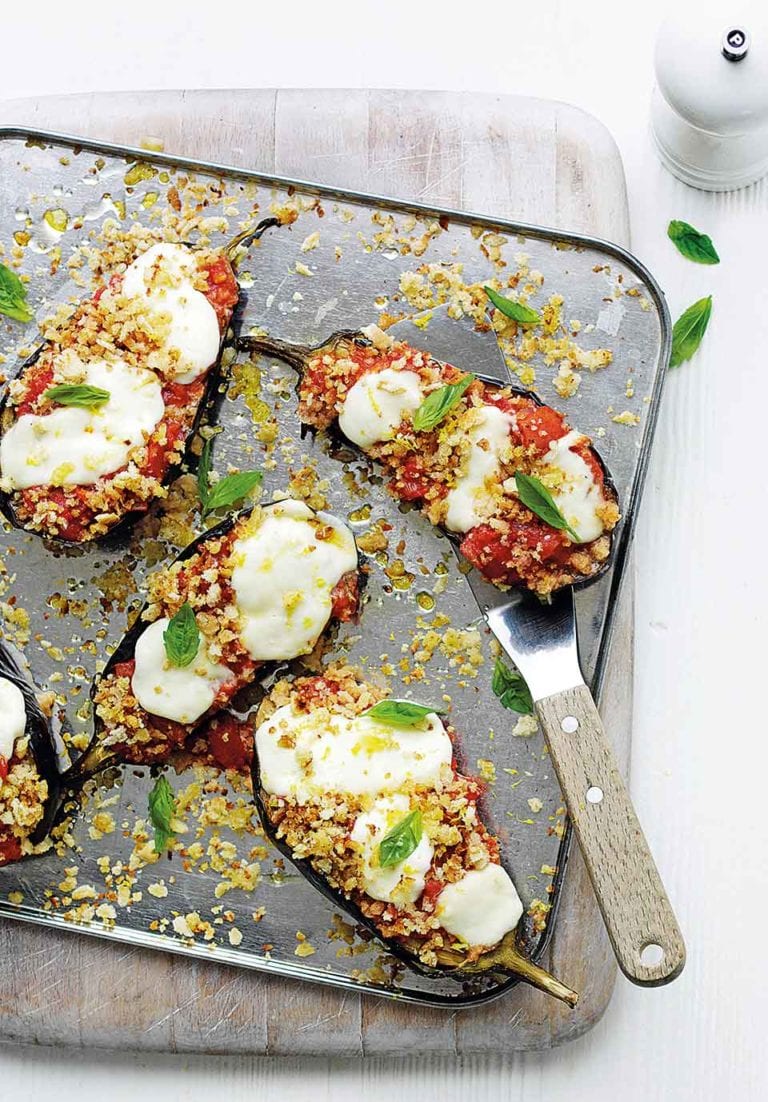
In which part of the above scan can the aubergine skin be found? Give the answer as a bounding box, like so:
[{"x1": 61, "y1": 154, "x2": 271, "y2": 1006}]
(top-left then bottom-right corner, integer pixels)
[
  {"x1": 249, "y1": 747, "x2": 539, "y2": 988},
  {"x1": 0, "y1": 337, "x2": 224, "y2": 549},
  {"x1": 72, "y1": 508, "x2": 255, "y2": 779},
  {"x1": 238, "y1": 329, "x2": 620, "y2": 596},
  {"x1": 249, "y1": 747, "x2": 585, "y2": 1010},
  {"x1": 250, "y1": 751, "x2": 439, "y2": 980},
  {"x1": 0, "y1": 218, "x2": 279, "y2": 548},
  {"x1": 0, "y1": 640, "x2": 62, "y2": 857},
  {"x1": 71, "y1": 504, "x2": 364, "y2": 781}
]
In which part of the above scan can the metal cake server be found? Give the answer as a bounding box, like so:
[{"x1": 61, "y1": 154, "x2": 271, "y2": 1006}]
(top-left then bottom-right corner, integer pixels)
[
  {"x1": 463, "y1": 572, "x2": 685, "y2": 986},
  {"x1": 391, "y1": 309, "x2": 686, "y2": 987}
]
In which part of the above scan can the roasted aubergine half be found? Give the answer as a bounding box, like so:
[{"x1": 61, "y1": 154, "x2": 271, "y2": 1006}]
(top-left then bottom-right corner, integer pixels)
[
  {"x1": 240, "y1": 325, "x2": 619, "y2": 599},
  {"x1": 252, "y1": 665, "x2": 578, "y2": 1007},
  {"x1": 0, "y1": 641, "x2": 61, "y2": 866},
  {"x1": 77, "y1": 499, "x2": 361, "y2": 774},
  {"x1": 0, "y1": 220, "x2": 276, "y2": 543}
]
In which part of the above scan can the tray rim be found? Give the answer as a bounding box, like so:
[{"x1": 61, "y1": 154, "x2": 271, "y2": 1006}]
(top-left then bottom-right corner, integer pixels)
[{"x1": 0, "y1": 125, "x2": 671, "y2": 1009}]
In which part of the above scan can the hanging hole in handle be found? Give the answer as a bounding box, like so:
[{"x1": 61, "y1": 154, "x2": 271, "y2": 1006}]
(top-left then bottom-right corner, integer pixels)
[
  {"x1": 561, "y1": 715, "x2": 579, "y2": 733},
  {"x1": 640, "y1": 943, "x2": 665, "y2": 968},
  {"x1": 586, "y1": 785, "x2": 603, "y2": 803}
]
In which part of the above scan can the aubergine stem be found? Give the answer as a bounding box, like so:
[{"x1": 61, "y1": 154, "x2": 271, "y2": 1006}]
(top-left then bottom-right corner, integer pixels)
[
  {"x1": 223, "y1": 217, "x2": 281, "y2": 264},
  {"x1": 238, "y1": 333, "x2": 313, "y2": 372},
  {"x1": 238, "y1": 330, "x2": 369, "y2": 375},
  {"x1": 63, "y1": 738, "x2": 118, "y2": 786},
  {"x1": 416, "y1": 931, "x2": 579, "y2": 1008},
  {"x1": 239, "y1": 330, "x2": 531, "y2": 395}
]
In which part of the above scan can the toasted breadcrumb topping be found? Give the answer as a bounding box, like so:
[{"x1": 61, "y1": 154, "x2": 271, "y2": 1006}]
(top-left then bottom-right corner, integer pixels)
[
  {"x1": 297, "y1": 334, "x2": 619, "y2": 595},
  {"x1": 0, "y1": 734, "x2": 50, "y2": 860},
  {"x1": 258, "y1": 665, "x2": 508, "y2": 967}
]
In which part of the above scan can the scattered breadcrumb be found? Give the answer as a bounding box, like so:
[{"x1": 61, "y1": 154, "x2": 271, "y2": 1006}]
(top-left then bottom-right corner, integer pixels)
[{"x1": 513, "y1": 715, "x2": 539, "y2": 738}]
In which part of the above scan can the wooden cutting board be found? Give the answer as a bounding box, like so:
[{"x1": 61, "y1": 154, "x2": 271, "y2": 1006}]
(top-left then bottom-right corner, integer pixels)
[{"x1": 0, "y1": 89, "x2": 632, "y2": 1055}]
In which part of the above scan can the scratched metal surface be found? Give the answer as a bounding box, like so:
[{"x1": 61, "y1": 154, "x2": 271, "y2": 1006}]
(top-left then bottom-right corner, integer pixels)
[{"x1": 0, "y1": 129, "x2": 668, "y2": 1007}]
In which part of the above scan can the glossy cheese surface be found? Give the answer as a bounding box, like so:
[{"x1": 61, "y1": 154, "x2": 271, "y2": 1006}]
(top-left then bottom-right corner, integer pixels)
[
  {"x1": 541, "y1": 429, "x2": 606, "y2": 542},
  {"x1": 444, "y1": 406, "x2": 516, "y2": 533},
  {"x1": 350, "y1": 794, "x2": 434, "y2": 905},
  {"x1": 131, "y1": 618, "x2": 235, "y2": 724},
  {"x1": 435, "y1": 863, "x2": 523, "y2": 948},
  {"x1": 338, "y1": 368, "x2": 424, "y2": 448},
  {"x1": 121, "y1": 242, "x2": 220, "y2": 383},
  {"x1": 0, "y1": 677, "x2": 26, "y2": 763},
  {"x1": 255, "y1": 704, "x2": 452, "y2": 803},
  {"x1": 0, "y1": 357, "x2": 164, "y2": 489},
  {"x1": 231, "y1": 500, "x2": 358, "y2": 662}
]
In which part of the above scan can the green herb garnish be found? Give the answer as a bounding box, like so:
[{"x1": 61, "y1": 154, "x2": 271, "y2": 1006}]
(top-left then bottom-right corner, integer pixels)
[
  {"x1": 197, "y1": 438, "x2": 262, "y2": 517},
  {"x1": 43, "y1": 383, "x2": 110, "y2": 409},
  {"x1": 0, "y1": 263, "x2": 33, "y2": 323},
  {"x1": 378, "y1": 810, "x2": 423, "y2": 868},
  {"x1": 363, "y1": 699, "x2": 443, "y2": 726},
  {"x1": 148, "y1": 775, "x2": 178, "y2": 853},
  {"x1": 203, "y1": 470, "x2": 263, "y2": 516},
  {"x1": 491, "y1": 657, "x2": 534, "y2": 715},
  {"x1": 669, "y1": 296, "x2": 712, "y2": 368},
  {"x1": 484, "y1": 285, "x2": 541, "y2": 324},
  {"x1": 162, "y1": 602, "x2": 200, "y2": 668},
  {"x1": 515, "y1": 471, "x2": 580, "y2": 542},
  {"x1": 667, "y1": 221, "x2": 719, "y2": 265},
  {"x1": 413, "y1": 375, "x2": 475, "y2": 432}
]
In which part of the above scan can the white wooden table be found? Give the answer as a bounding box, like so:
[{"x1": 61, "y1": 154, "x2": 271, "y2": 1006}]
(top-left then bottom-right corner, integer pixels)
[{"x1": 1, "y1": 1, "x2": 766, "y2": 1099}]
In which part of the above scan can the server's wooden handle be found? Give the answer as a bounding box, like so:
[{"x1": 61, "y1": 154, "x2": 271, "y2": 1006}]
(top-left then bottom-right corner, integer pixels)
[{"x1": 536, "y1": 683, "x2": 686, "y2": 985}]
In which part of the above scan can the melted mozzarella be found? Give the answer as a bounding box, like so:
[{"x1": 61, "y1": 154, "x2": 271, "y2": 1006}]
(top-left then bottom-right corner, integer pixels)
[
  {"x1": 0, "y1": 357, "x2": 164, "y2": 490},
  {"x1": 121, "y1": 243, "x2": 220, "y2": 383},
  {"x1": 231, "y1": 499, "x2": 357, "y2": 661},
  {"x1": 0, "y1": 677, "x2": 26, "y2": 763},
  {"x1": 131, "y1": 618, "x2": 234, "y2": 724},
  {"x1": 339, "y1": 369, "x2": 424, "y2": 449},
  {"x1": 444, "y1": 406, "x2": 515, "y2": 533},
  {"x1": 435, "y1": 864, "x2": 523, "y2": 947},
  {"x1": 350, "y1": 794, "x2": 434, "y2": 905},
  {"x1": 543, "y1": 430, "x2": 605, "y2": 543},
  {"x1": 255, "y1": 704, "x2": 452, "y2": 803}
]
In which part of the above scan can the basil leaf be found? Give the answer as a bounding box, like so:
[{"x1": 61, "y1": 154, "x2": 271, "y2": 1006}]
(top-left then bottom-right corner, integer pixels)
[
  {"x1": 148, "y1": 775, "x2": 177, "y2": 853},
  {"x1": 484, "y1": 285, "x2": 540, "y2": 324},
  {"x1": 413, "y1": 375, "x2": 475, "y2": 432},
  {"x1": 669, "y1": 296, "x2": 712, "y2": 368},
  {"x1": 491, "y1": 656, "x2": 533, "y2": 715},
  {"x1": 667, "y1": 221, "x2": 719, "y2": 265},
  {"x1": 203, "y1": 470, "x2": 263, "y2": 517},
  {"x1": 44, "y1": 383, "x2": 110, "y2": 409},
  {"x1": 197, "y1": 437, "x2": 213, "y2": 512},
  {"x1": 0, "y1": 263, "x2": 33, "y2": 323},
  {"x1": 515, "y1": 471, "x2": 580, "y2": 542},
  {"x1": 378, "y1": 809, "x2": 423, "y2": 868},
  {"x1": 363, "y1": 699, "x2": 443, "y2": 726},
  {"x1": 162, "y1": 602, "x2": 200, "y2": 668}
]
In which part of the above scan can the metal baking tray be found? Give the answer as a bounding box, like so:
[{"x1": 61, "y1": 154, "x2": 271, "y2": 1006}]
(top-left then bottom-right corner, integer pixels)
[{"x1": 0, "y1": 128, "x2": 669, "y2": 1007}]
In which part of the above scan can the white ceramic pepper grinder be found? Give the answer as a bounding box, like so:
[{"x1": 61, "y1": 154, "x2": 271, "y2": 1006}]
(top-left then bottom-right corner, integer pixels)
[{"x1": 651, "y1": 2, "x2": 768, "y2": 190}]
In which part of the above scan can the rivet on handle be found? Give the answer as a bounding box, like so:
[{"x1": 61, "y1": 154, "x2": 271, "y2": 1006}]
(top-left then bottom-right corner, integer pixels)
[{"x1": 535, "y1": 684, "x2": 686, "y2": 985}]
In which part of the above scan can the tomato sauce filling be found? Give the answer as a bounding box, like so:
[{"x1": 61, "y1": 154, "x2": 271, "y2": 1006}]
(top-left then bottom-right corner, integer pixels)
[
  {"x1": 93, "y1": 518, "x2": 360, "y2": 768},
  {"x1": 8, "y1": 251, "x2": 239, "y2": 542},
  {"x1": 298, "y1": 334, "x2": 619, "y2": 595},
  {"x1": 0, "y1": 833, "x2": 23, "y2": 867},
  {"x1": 0, "y1": 740, "x2": 50, "y2": 866},
  {"x1": 259, "y1": 670, "x2": 515, "y2": 964}
]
